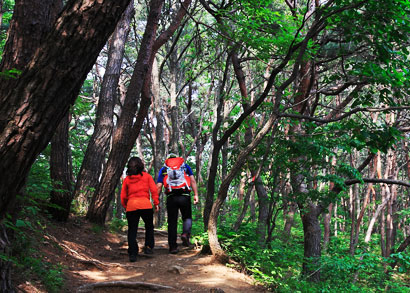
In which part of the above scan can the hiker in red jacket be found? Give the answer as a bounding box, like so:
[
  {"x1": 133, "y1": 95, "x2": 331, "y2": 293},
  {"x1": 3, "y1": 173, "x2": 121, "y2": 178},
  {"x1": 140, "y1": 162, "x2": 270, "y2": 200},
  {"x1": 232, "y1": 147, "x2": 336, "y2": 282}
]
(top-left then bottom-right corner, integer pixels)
[
  {"x1": 121, "y1": 157, "x2": 159, "y2": 262},
  {"x1": 156, "y1": 154, "x2": 198, "y2": 254}
]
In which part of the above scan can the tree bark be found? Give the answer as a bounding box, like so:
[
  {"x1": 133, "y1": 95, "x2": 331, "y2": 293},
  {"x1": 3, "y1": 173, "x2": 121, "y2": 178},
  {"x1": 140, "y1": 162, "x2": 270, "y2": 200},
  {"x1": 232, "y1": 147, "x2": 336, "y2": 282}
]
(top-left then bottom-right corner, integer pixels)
[
  {"x1": 349, "y1": 184, "x2": 358, "y2": 255},
  {"x1": 0, "y1": 0, "x2": 61, "y2": 73},
  {"x1": 0, "y1": 1, "x2": 3, "y2": 31},
  {"x1": 0, "y1": 0, "x2": 133, "y2": 220},
  {"x1": 300, "y1": 201, "x2": 322, "y2": 282},
  {"x1": 0, "y1": 224, "x2": 12, "y2": 292},
  {"x1": 351, "y1": 155, "x2": 376, "y2": 255},
  {"x1": 74, "y1": 0, "x2": 134, "y2": 213},
  {"x1": 0, "y1": 0, "x2": 65, "y2": 290},
  {"x1": 283, "y1": 177, "x2": 297, "y2": 237},
  {"x1": 208, "y1": 112, "x2": 278, "y2": 262},
  {"x1": 169, "y1": 48, "x2": 180, "y2": 154},
  {"x1": 152, "y1": 57, "x2": 166, "y2": 227},
  {"x1": 87, "y1": 0, "x2": 192, "y2": 224},
  {"x1": 232, "y1": 51, "x2": 270, "y2": 245},
  {"x1": 323, "y1": 203, "x2": 332, "y2": 250},
  {"x1": 203, "y1": 54, "x2": 231, "y2": 230},
  {"x1": 233, "y1": 182, "x2": 254, "y2": 231},
  {"x1": 49, "y1": 111, "x2": 73, "y2": 221},
  {"x1": 365, "y1": 187, "x2": 391, "y2": 243},
  {"x1": 324, "y1": 157, "x2": 337, "y2": 249},
  {"x1": 86, "y1": 0, "x2": 164, "y2": 224}
]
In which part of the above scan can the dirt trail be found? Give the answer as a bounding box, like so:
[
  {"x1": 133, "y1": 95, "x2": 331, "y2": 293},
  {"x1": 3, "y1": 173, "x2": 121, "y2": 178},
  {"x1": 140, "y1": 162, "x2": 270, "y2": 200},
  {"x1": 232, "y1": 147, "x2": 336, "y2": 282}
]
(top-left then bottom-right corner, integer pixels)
[{"x1": 15, "y1": 217, "x2": 265, "y2": 292}]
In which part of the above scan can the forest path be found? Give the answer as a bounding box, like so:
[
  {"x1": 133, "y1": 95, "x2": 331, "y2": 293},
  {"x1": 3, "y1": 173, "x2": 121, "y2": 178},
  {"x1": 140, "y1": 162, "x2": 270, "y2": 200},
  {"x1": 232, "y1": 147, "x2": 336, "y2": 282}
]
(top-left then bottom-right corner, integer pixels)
[{"x1": 16, "y1": 216, "x2": 264, "y2": 292}]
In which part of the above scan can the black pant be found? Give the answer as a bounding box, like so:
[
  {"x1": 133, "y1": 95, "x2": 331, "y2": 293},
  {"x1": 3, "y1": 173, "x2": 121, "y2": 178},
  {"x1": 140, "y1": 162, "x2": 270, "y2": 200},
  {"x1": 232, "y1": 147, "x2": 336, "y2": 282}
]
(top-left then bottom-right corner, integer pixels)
[
  {"x1": 126, "y1": 209, "x2": 154, "y2": 256},
  {"x1": 166, "y1": 193, "x2": 192, "y2": 250}
]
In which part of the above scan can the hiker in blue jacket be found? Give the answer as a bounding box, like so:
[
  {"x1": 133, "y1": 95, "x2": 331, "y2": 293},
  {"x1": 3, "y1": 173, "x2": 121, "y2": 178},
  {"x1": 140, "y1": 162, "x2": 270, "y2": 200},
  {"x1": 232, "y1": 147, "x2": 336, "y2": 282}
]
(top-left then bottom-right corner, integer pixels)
[{"x1": 156, "y1": 154, "x2": 198, "y2": 254}]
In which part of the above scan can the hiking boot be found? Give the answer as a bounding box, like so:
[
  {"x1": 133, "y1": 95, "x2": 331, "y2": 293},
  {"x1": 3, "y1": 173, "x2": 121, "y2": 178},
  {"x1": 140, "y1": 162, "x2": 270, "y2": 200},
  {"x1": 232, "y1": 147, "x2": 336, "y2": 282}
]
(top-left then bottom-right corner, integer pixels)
[
  {"x1": 144, "y1": 246, "x2": 154, "y2": 255},
  {"x1": 169, "y1": 248, "x2": 179, "y2": 254},
  {"x1": 129, "y1": 254, "x2": 137, "y2": 262},
  {"x1": 181, "y1": 234, "x2": 190, "y2": 247}
]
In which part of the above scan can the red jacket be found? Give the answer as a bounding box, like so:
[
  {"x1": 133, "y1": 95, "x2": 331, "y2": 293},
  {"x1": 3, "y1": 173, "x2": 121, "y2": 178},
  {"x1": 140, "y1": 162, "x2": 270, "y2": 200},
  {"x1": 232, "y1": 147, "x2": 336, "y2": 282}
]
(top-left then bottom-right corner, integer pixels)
[{"x1": 121, "y1": 172, "x2": 159, "y2": 212}]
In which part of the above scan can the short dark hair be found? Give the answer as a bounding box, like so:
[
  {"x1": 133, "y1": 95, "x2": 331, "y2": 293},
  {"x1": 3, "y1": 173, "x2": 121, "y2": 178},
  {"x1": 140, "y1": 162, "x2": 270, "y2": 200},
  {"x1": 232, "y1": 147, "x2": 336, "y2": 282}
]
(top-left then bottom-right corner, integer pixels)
[{"x1": 126, "y1": 157, "x2": 144, "y2": 176}]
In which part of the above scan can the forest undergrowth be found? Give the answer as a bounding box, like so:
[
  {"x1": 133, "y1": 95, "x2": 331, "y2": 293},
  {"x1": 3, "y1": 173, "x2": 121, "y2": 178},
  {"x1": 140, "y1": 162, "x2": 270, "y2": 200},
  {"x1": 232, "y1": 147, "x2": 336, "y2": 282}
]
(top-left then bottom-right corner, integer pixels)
[
  {"x1": 2, "y1": 160, "x2": 408, "y2": 292},
  {"x1": 7, "y1": 197, "x2": 410, "y2": 292}
]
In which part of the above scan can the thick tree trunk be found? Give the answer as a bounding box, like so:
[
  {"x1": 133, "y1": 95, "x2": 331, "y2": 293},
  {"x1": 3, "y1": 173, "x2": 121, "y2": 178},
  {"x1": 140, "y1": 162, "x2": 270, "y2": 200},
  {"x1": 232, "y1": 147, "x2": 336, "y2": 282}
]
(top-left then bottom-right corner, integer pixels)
[
  {"x1": 300, "y1": 202, "x2": 322, "y2": 282},
  {"x1": 0, "y1": 0, "x2": 61, "y2": 73},
  {"x1": 49, "y1": 112, "x2": 73, "y2": 221},
  {"x1": 74, "y1": 1, "x2": 134, "y2": 212},
  {"x1": 0, "y1": 0, "x2": 65, "y2": 290},
  {"x1": 0, "y1": 0, "x2": 132, "y2": 220}
]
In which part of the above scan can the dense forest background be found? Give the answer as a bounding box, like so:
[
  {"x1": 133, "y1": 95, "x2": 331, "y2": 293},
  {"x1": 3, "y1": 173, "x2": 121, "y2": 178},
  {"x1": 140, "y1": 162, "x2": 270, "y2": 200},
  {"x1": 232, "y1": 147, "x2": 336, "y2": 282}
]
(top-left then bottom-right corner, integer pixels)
[{"x1": 0, "y1": 0, "x2": 409, "y2": 291}]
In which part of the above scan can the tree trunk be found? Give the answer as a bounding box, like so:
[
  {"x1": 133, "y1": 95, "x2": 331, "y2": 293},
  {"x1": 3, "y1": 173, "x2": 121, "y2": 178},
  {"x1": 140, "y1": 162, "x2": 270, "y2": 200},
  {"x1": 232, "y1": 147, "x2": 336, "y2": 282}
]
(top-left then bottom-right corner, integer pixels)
[
  {"x1": 232, "y1": 51, "x2": 270, "y2": 245},
  {"x1": 208, "y1": 112, "x2": 278, "y2": 262},
  {"x1": 365, "y1": 187, "x2": 391, "y2": 243},
  {"x1": 203, "y1": 56, "x2": 230, "y2": 230},
  {"x1": 300, "y1": 201, "x2": 322, "y2": 282},
  {"x1": 0, "y1": 0, "x2": 63, "y2": 289},
  {"x1": 74, "y1": 0, "x2": 134, "y2": 213},
  {"x1": 152, "y1": 57, "x2": 166, "y2": 227},
  {"x1": 323, "y1": 203, "x2": 332, "y2": 250},
  {"x1": 283, "y1": 201, "x2": 298, "y2": 237},
  {"x1": 0, "y1": 1, "x2": 3, "y2": 31},
  {"x1": 86, "y1": 0, "x2": 164, "y2": 224},
  {"x1": 87, "y1": 0, "x2": 192, "y2": 224},
  {"x1": 254, "y1": 176, "x2": 269, "y2": 245},
  {"x1": 283, "y1": 178, "x2": 297, "y2": 237},
  {"x1": 49, "y1": 111, "x2": 73, "y2": 221},
  {"x1": 233, "y1": 182, "x2": 254, "y2": 231},
  {"x1": 386, "y1": 147, "x2": 398, "y2": 257},
  {"x1": 349, "y1": 184, "x2": 358, "y2": 255},
  {"x1": 324, "y1": 157, "x2": 336, "y2": 249},
  {"x1": 0, "y1": 0, "x2": 133, "y2": 220},
  {"x1": 169, "y1": 49, "x2": 180, "y2": 154},
  {"x1": 0, "y1": 0, "x2": 61, "y2": 73},
  {"x1": 115, "y1": 179, "x2": 123, "y2": 219},
  {"x1": 0, "y1": 225, "x2": 12, "y2": 292}
]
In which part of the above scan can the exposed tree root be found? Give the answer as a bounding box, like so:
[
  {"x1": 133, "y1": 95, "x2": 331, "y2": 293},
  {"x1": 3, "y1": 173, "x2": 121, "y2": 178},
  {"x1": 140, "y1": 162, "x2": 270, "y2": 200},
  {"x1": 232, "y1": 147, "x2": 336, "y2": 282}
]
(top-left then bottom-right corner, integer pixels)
[
  {"x1": 76, "y1": 281, "x2": 174, "y2": 292},
  {"x1": 46, "y1": 234, "x2": 142, "y2": 269}
]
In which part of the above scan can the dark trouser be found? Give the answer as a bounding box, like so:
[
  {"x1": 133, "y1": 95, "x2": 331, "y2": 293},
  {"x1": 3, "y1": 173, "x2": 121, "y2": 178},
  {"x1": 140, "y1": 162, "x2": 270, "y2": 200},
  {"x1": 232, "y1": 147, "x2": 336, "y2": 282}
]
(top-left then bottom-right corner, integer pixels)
[
  {"x1": 126, "y1": 209, "x2": 154, "y2": 256},
  {"x1": 166, "y1": 193, "x2": 192, "y2": 250}
]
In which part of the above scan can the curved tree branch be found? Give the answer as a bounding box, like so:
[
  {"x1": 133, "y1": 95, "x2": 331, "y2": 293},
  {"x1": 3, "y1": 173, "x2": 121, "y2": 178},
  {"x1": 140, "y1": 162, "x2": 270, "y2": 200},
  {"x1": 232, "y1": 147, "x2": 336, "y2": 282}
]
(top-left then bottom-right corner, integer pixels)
[{"x1": 345, "y1": 178, "x2": 410, "y2": 188}]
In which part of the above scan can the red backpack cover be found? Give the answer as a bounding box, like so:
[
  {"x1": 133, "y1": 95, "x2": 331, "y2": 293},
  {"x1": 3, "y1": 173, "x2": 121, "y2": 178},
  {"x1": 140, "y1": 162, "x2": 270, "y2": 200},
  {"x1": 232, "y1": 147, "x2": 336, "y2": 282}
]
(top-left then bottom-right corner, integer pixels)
[{"x1": 163, "y1": 157, "x2": 191, "y2": 193}]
